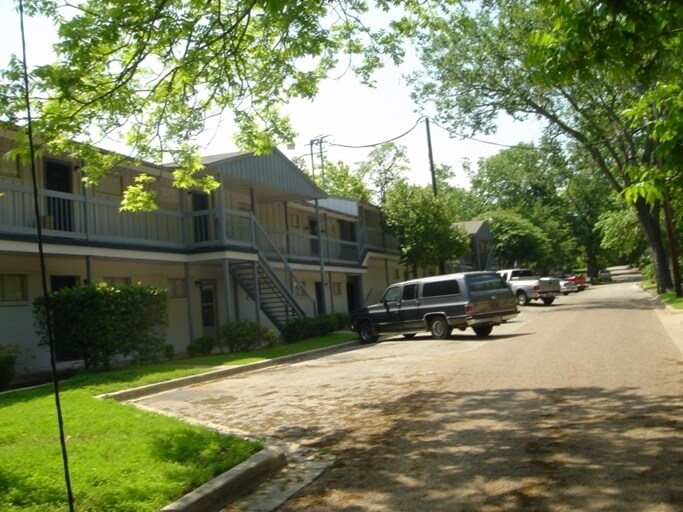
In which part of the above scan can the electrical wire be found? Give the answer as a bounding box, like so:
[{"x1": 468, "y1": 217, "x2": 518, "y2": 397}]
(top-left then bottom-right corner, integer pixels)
[
  {"x1": 328, "y1": 115, "x2": 542, "y2": 152},
  {"x1": 330, "y1": 115, "x2": 427, "y2": 149}
]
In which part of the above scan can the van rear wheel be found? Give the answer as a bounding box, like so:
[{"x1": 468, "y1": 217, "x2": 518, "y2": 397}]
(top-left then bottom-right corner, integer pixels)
[
  {"x1": 473, "y1": 325, "x2": 493, "y2": 337},
  {"x1": 430, "y1": 317, "x2": 451, "y2": 339}
]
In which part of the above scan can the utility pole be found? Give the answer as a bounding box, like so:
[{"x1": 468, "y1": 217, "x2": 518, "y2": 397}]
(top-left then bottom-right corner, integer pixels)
[
  {"x1": 310, "y1": 137, "x2": 327, "y2": 314},
  {"x1": 426, "y1": 118, "x2": 446, "y2": 275},
  {"x1": 426, "y1": 117, "x2": 437, "y2": 197}
]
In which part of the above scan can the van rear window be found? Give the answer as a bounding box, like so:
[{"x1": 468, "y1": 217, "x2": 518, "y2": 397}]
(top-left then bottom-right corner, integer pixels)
[
  {"x1": 422, "y1": 280, "x2": 460, "y2": 297},
  {"x1": 466, "y1": 273, "x2": 508, "y2": 291}
]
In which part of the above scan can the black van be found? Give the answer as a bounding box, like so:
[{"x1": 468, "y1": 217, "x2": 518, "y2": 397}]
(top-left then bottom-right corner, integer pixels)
[{"x1": 351, "y1": 271, "x2": 519, "y2": 343}]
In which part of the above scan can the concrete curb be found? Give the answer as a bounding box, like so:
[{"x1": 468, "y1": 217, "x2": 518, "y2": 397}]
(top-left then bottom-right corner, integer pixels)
[
  {"x1": 160, "y1": 446, "x2": 287, "y2": 512},
  {"x1": 99, "y1": 340, "x2": 360, "y2": 402},
  {"x1": 107, "y1": 341, "x2": 359, "y2": 512}
]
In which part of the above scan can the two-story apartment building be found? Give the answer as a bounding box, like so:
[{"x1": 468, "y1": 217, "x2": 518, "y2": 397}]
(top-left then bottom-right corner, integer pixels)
[{"x1": 0, "y1": 128, "x2": 402, "y2": 376}]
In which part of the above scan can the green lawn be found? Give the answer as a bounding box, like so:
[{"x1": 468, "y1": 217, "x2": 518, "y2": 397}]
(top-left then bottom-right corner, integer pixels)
[
  {"x1": 0, "y1": 332, "x2": 357, "y2": 511},
  {"x1": 642, "y1": 280, "x2": 683, "y2": 309}
]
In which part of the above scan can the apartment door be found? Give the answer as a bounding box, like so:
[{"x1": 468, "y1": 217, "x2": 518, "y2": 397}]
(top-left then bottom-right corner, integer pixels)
[
  {"x1": 315, "y1": 281, "x2": 325, "y2": 315},
  {"x1": 191, "y1": 193, "x2": 210, "y2": 243},
  {"x1": 346, "y1": 275, "x2": 361, "y2": 313},
  {"x1": 44, "y1": 161, "x2": 73, "y2": 231},
  {"x1": 50, "y1": 275, "x2": 80, "y2": 361},
  {"x1": 338, "y1": 219, "x2": 357, "y2": 259},
  {"x1": 198, "y1": 279, "x2": 218, "y2": 340}
]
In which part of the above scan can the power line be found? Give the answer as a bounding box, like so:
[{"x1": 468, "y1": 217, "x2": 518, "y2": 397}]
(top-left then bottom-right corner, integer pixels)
[
  {"x1": 328, "y1": 115, "x2": 542, "y2": 152},
  {"x1": 330, "y1": 116, "x2": 427, "y2": 149}
]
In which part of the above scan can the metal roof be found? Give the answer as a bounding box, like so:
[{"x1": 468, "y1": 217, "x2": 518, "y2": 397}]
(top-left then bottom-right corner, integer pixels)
[{"x1": 201, "y1": 149, "x2": 326, "y2": 203}]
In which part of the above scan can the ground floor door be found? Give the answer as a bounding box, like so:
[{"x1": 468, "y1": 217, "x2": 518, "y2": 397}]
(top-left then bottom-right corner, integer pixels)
[
  {"x1": 346, "y1": 275, "x2": 361, "y2": 313},
  {"x1": 198, "y1": 279, "x2": 219, "y2": 341},
  {"x1": 315, "y1": 281, "x2": 325, "y2": 315}
]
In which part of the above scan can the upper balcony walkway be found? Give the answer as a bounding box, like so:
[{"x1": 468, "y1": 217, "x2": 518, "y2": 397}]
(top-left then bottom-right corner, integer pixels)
[{"x1": 0, "y1": 181, "x2": 399, "y2": 267}]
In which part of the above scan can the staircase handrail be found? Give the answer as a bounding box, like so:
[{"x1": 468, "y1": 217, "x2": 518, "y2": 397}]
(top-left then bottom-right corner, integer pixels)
[
  {"x1": 250, "y1": 213, "x2": 316, "y2": 313},
  {"x1": 254, "y1": 253, "x2": 307, "y2": 318}
]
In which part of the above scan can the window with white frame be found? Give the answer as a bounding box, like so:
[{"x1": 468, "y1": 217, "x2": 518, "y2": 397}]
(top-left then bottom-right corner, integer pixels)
[{"x1": 0, "y1": 274, "x2": 28, "y2": 301}]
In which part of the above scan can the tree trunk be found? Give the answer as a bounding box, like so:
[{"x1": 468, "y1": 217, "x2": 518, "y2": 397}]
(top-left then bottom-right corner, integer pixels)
[{"x1": 633, "y1": 197, "x2": 672, "y2": 293}]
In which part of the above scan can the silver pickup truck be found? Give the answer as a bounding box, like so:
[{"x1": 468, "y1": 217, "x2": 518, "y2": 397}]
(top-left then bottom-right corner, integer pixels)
[
  {"x1": 351, "y1": 271, "x2": 519, "y2": 343},
  {"x1": 497, "y1": 268, "x2": 561, "y2": 306}
]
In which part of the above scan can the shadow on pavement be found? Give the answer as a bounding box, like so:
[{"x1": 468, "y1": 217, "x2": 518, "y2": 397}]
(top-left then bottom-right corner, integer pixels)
[{"x1": 279, "y1": 386, "x2": 683, "y2": 511}]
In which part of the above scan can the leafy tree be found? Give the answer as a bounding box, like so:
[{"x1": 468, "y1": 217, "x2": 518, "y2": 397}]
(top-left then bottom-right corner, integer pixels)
[
  {"x1": 561, "y1": 145, "x2": 618, "y2": 276},
  {"x1": 533, "y1": 0, "x2": 683, "y2": 294},
  {"x1": 595, "y1": 206, "x2": 648, "y2": 266},
  {"x1": 403, "y1": 0, "x2": 677, "y2": 293},
  {"x1": 534, "y1": 0, "x2": 683, "y2": 203},
  {"x1": 0, "y1": 0, "x2": 412, "y2": 208},
  {"x1": 480, "y1": 209, "x2": 552, "y2": 271},
  {"x1": 383, "y1": 181, "x2": 469, "y2": 274},
  {"x1": 356, "y1": 142, "x2": 410, "y2": 205},
  {"x1": 309, "y1": 157, "x2": 372, "y2": 203},
  {"x1": 438, "y1": 184, "x2": 483, "y2": 224},
  {"x1": 468, "y1": 141, "x2": 577, "y2": 270},
  {"x1": 469, "y1": 142, "x2": 567, "y2": 213}
]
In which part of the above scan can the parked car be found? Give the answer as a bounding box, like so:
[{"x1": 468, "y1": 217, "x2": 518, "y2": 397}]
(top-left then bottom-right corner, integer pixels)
[
  {"x1": 351, "y1": 271, "x2": 519, "y2": 343},
  {"x1": 497, "y1": 268, "x2": 561, "y2": 306},
  {"x1": 558, "y1": 278, "x2": 579, "y2": 295},
  {"x1": 553, "y1": 272, "x2": 588, "y2": 291},
  {"x1": 598, "y1": 269, "x2": 612, "y2": 282}
]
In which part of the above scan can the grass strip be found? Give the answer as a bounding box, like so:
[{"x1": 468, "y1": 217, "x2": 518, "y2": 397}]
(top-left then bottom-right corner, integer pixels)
[{"x1": 0, "y1": 332, "x2": 356, "y2": 511}]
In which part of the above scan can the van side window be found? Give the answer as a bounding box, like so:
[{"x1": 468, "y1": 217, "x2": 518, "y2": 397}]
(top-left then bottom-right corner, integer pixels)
[
  {"x1": 422, "y1": 279, "x2": 460, "y2": 297},
  {"x1": 402, "y1": 284, "x2": 418, "y2": 301},
  {"x1": 467, "y1": 273, "x2": 508, "y2": 291},
  {"x1": 382, "y1": 286, "x2": 400, "y2": 303}
]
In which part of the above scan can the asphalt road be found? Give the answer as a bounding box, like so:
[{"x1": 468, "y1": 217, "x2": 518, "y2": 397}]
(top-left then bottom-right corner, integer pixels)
[{"x1": 136, "y1": 281, "x2": 683, "y2": 511}]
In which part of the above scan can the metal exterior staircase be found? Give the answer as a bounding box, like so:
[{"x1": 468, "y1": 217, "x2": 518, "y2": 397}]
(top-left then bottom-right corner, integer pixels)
[{"x1": 229, "y1": 257, "x2": 307, "y2": 331}]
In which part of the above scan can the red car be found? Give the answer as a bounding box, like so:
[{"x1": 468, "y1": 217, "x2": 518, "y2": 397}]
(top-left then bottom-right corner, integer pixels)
[{"x1": 554, "y1": 273, "x2": 587, "y2": 291}]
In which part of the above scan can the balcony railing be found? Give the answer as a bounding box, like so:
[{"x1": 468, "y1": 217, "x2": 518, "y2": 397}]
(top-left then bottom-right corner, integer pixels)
[{"x1": 0, "y1": 182, "x2": 399, "y2": 263}]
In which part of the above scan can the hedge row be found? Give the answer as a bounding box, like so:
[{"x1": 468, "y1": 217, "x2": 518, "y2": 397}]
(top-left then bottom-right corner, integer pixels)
[
  {"x1": 33, "y1": 283, "x2": 168, "y2": 370},
  {"x1": 282, "y1": 313, "x2": 350, "y2": 343}
]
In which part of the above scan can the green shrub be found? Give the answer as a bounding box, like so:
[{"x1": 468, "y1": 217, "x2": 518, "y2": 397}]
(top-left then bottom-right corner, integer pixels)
[
  {"x1": 220, "y1": 321, "x2": 277, "y2": 353},
  {"x1": 163, "y1": 343, "x2": 175, "y2": 361},
  {"x1": 282, "y1": 314, "x2": 342, "y2": 343},
  {"x1": 0, "y1": 344, "x2": 18, "y2": 390},
  {"x1": 187, "y1": 336, "x2": 215, "y2": 357},
  {"x1": 313, "y1": 314, "x2": 338, "y2": 335},
  {"x1": 282, "y1": 316, "x2": 309, "y2": 343},
  {"x1": 334, "y1": 312, "x2": 351, "y2": 330},
  {"x1": 33, "y1": 283, "x2": 168, "y2": 370},
  {"x1": 263, "y1": 329, "x2": 279, "y2": 348}
]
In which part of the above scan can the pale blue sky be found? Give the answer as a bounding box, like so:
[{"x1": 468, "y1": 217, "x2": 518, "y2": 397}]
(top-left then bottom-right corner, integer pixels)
[{"x1": 0, "y1": 1, "x2": 543, "y2": 189}]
